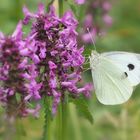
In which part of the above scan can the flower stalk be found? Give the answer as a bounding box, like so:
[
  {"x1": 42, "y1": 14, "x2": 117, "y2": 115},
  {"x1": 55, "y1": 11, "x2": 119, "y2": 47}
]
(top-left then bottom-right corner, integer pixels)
[
  {"x1": 58, "y1": 1, "x2": 69, "y2": 140},
  {"x1": 57, "y1": 103, "x2": 62, "y2": 140},
  {"x1": 42, "y1": 97, "x2": 51, "y2": 140},
  {"x1": 62, "y1": 94, "x2": 68, "y2": 140},
  {"x1": 58, "y1": 1, "x2": 66, "y2": 140},
  {"x1": 58, "y1": 0, "x2": 64, "y2": 17}
]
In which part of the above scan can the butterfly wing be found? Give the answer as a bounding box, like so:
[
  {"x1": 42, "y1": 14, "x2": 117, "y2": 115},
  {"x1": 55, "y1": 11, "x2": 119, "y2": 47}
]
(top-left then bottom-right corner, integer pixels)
[
  {"x1": 90, "y1": 55, "x2": 133, "y2": 105},
  {"x1": 102, "y1": 51, "x2": 140, "y2": 86}
]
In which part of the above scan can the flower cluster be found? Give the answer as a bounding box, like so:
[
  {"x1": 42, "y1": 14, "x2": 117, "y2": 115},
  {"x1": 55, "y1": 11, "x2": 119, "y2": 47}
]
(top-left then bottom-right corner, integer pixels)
[
  {"x1": 79, "y1": 0, "x2": 113, "y2": 44},
  {"x1": 21, "y1": 4, "x2": 92, "y2": 114},
  {"x1": 0, "y1": 22, "x2": 40, "y2": 117},
  {"x1": 0, "y1": 23, "x2": 24, "y2": 105},
  {"x1": 0, "y1": 3, "x2": 92, "y2": 117}
]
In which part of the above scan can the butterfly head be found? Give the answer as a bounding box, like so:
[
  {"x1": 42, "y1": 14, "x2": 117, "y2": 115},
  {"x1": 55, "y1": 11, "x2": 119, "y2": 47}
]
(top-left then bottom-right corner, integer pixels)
[{"x1": 90, "y1": 50, "x2": 100, "y2": 61}]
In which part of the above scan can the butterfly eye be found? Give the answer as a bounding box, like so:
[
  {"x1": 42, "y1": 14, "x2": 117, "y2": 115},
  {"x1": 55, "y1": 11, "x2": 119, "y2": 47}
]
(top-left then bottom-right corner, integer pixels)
[{"x1": 127, "y1": 64, "x2": 135, "y2": 71}]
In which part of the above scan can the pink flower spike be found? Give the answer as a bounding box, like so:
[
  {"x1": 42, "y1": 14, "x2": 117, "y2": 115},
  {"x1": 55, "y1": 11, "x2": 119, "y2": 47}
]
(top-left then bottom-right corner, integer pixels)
[{"x1": 21, "y1": 4, "x2": 92, "y2": 115}]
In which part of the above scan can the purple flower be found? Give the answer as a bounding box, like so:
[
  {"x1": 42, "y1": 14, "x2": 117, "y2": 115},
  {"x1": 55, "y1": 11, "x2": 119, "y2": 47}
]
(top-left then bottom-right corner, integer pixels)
[
  {"x1": 103, "y1": 14, "x2": 113, "y2": 26},
  {"x1": 75, "y1": 0, "x2": 86, "y2": 4},
  {"x1": 22, "y1": 104, "x2": 41, "y2": 117},
  {"x1": 0, "y1": 21, "x2": 41, "y2": 117},
  {"x1": 48, "y1": 61, "x2": 57, "y2": 70},
  {"x1": 25, "y1": 79, "x2": 42, "y2": 100},
  {"x1": 78, "y1": 0, "x2": 113, "y2": 44},
  {"x1": 0, "y1": 21, "x2": 26, "y2": 100},
  {"x1": 52, "y1": 90, "x2": 61, "y2": 115},
  {"x1": 82, "y1": 28, "x2": 97, "y2": 43},
  {"x1": 22, "y1": 4, "x2": 92, "y2": 114},
  {"x1": 102, "y1": 1, "x2": 111, "y2": 11}
]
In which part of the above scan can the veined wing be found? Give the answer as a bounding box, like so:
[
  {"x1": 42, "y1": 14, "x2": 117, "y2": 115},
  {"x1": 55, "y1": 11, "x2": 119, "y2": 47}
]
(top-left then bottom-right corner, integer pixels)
[
  {"x1": 102, "y1": 51, "x2": 140, "y2": 86},
  {"x1": 91, "y1": 56, "x2": 133, "y2": 105}
]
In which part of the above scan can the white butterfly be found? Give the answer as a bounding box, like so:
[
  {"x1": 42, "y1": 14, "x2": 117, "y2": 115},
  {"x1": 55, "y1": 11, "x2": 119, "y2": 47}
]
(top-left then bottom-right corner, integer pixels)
[{"x1": 90, "y1": 51, "x2": 140, "y2": 105}]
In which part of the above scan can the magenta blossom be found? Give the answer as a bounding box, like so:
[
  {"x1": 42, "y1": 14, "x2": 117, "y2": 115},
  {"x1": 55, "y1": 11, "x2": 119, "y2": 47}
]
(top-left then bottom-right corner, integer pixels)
[
  {"x1": 22, "y1": 4, "x2": 92, "y2": 114},
  {"x1": 0, "y1": 21, "x2": 40, "y2": 117},
  {"x1": 78, "y1": 0, "x2": 113, "y2": 44},
  {"x1": 75, "y1": 0, "x2": 86, "y2": 4}
]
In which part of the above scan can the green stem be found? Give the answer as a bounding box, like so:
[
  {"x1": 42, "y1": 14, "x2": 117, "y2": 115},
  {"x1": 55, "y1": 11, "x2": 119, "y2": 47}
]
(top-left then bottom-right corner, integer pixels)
[
  {"x1": 14, "y1": 0, "x2": 24, "y2": 20},
  {"x1": 4, "y1": 116, "x2": 16, "y2": 140},
  {"x1": 15, "y1": 118, "x2": 26, "y2": 139},
  {"x1": 57, "y1": 94, "x2": 68, "y2": 140},
  {"x1": 58, "y1": 0, "x2": 64, "y2": 17},
  {"x1": 42, "y1": 97, "x2": 51, "y2": 140},
  {"x1": 58, "y1": 0, "x2": 68, "y2": 139},
  {"x1": 4, "y1": 95, "x2": 17, "y2": 140},
  {"x1": 58, "y1": 104, "x2": 62, "y2": 140},
  {"x1": 62, "y1": 94, "x2": 68, "y2": 140},
  {"x1": 69, "y1": 103, "x2": 82, "y2": 140}
]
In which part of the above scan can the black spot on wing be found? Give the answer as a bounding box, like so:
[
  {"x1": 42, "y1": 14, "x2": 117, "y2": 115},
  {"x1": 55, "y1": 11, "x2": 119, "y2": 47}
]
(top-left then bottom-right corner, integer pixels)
[
  {"x1": 124, "y1": 72, "x2": 128, "y2": 77},
  {"x1": 127, "y1": 64, "x2": 135, "y2": 71}
]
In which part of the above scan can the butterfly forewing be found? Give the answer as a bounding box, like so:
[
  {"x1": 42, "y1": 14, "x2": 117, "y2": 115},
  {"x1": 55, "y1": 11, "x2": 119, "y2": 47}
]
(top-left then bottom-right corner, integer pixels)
[
  {"x1": 102, "y1": 52, "x2": 140, "y2": 86},
  {"x1": 91, "y1": 55, "x2": 133, "y2": 105}
]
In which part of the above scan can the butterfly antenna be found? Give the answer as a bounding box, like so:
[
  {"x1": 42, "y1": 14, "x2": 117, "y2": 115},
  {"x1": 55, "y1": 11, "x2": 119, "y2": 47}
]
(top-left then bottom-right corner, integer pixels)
[{"x1": 87, "y1": 28, "x2": 97, "y2": 51}]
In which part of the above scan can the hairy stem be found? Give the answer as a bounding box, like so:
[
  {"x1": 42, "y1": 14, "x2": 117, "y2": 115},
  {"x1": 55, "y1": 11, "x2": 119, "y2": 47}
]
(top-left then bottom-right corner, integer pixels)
[
  {"x1": 62, "y1": 94, "x2": 68, "y2": 140},
  {"x1": 4, "y1": 95, "x2": 18, "y2": 140},
  {"x1": 58, "y1": 0, "x2": 68, "y2": 140},
  {"x1": 42, "y1": 97, "x2": 51, "y2": 140},
  {"x1": 57, "y1": 104, "x2": 62, "y2": 140},
  {"x1": 4, "y1": 116, "x2": 16, "y2": 140}
]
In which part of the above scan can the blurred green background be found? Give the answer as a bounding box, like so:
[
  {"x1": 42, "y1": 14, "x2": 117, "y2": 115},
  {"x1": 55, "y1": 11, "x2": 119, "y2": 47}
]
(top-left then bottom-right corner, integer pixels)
[{"x1": 0, "y1": 0, "x2": 140, "y2": 140}]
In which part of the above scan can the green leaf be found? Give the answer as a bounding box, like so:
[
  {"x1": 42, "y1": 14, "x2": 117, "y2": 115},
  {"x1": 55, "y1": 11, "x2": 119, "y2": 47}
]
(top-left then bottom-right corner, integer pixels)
[
  {"x1": 69, "y1": 3, "x2": 77, "y2": 16},
  {"x1": 67, "y1": 2, "x2": 80, "y2": 19},
  {"x1": 71, "y1": 98, "x2": 94, "y2": 124},
  {"x1": 46, "y1": 0, "x2": 55, "y2": 12}
]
